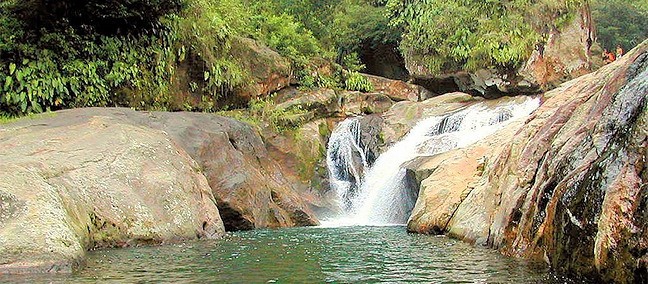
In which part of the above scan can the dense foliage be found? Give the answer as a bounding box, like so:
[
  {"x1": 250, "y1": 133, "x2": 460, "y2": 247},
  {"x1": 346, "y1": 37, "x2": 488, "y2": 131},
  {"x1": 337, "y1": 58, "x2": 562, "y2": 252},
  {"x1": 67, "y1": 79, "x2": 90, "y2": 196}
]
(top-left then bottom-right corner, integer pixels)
[
  {"x1": 385, "y1": 0, "x2": 585, "y2": 74},
  {"x1": 5, "y1": 0, "x2": 642, "y2": 118},
  {"x1": 593, "y1": 0, "x2": 648, "y2": 51},
  {"x1": 0, "y1": 0, "x2": 389, "y2": 116},
  {"x1": 0, "y1": 0, "x2": 184, "y2": 115}
]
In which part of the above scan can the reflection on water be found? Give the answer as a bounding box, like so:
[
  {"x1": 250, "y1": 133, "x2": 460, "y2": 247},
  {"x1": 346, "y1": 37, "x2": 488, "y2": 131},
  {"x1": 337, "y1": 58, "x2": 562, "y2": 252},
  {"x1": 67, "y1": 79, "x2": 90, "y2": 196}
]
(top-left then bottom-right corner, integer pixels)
[{"x1": 3, "y1": 226, "x2": 579, "y2": 283}]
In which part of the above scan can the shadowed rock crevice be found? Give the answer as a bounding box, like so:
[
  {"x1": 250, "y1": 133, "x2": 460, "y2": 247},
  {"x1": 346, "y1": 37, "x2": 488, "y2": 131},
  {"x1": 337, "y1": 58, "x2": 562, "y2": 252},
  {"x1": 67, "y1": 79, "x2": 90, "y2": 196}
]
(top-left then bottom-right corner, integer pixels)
[
  {"x1": 358, "y1": 41, "x2": 409, "y2": 81},
  {"x1": 217, "y1": 201, "x2": 255, "y2": 232}
]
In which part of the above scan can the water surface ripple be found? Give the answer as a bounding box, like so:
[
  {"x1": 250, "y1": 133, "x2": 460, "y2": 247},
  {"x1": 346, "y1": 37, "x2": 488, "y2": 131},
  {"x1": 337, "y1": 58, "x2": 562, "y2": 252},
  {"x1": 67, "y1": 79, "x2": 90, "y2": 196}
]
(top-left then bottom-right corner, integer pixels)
[{"x1": 4, "y1": 226, "x2": 579, "y2": 283}]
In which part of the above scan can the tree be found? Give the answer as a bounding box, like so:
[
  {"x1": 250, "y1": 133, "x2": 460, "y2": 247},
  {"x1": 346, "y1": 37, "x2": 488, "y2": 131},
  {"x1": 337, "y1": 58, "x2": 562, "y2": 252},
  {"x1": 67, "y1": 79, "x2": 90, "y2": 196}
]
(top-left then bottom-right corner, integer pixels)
[{"x1": 593, "y1": 0, "x2": 648, "y2": 51}]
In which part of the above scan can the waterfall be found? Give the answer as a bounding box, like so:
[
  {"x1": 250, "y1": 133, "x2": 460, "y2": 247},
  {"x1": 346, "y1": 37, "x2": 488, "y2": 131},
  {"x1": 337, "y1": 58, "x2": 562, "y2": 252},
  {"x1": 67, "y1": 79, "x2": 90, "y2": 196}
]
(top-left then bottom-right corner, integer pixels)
[
  {"x1": 326, "y1": 118, "x2": 372, "y2": 210},
  {"x1": 323, "y1": 97, "x2": 540, "y2": 226}
]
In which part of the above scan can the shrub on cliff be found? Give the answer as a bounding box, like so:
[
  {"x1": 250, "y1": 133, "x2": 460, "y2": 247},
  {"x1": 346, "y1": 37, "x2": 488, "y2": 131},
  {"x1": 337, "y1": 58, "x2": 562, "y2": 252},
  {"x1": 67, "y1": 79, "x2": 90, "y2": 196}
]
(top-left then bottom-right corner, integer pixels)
[{"x1": 385, "y1": 0, "x2": 585, "y2": 74}]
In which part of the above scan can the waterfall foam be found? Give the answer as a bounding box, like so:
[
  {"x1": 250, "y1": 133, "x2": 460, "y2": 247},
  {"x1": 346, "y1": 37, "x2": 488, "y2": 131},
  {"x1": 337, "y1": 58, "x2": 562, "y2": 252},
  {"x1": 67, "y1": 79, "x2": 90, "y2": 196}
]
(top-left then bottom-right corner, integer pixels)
[
  {"x1": 326, "y1": 118, "x2": 371, "y2": 210},
  {"x1": 322, "y1": 96, "x2": 540, "y2": 227}
]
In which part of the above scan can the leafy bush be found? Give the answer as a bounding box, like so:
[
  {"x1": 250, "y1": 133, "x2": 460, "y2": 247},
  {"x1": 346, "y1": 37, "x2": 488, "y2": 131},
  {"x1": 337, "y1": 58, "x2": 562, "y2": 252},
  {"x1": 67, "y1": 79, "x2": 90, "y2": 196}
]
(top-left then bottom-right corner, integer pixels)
[
  {"x1": 174, "y1": 0, "x2": 252, "y2": 101},
  {"x1": 0, "y1": 29, "x2": 178, "y2": 115},
  {"x1": 385, "y1": 0, "x2": 585, "y2": 74},
  {"x1": 250, "y1": 12, "x2": 322, "y2": 65},
  {"x1": 327, "y1": 0, "x2": 400, "y2": 56},
  {"x1": 344, "y1": 71, "x2": 374, "y2": 92},
  {"x1": 0, "y1": 0, "x2": 254, "y2": 116}
]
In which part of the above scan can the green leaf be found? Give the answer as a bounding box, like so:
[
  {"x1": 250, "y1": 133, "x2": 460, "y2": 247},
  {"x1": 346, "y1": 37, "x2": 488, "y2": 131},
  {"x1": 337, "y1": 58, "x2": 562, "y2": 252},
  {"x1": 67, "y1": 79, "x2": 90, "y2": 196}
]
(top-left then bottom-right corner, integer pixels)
[
  {"x1": 9, "y1": 63, "x2": 16, "y2": 75},
  {"x1": 4, "y1": 77, "x2": 12, "y2": 90},
  {"x1": 32, "y1": 102, "x2": 43, "y2": 113}
]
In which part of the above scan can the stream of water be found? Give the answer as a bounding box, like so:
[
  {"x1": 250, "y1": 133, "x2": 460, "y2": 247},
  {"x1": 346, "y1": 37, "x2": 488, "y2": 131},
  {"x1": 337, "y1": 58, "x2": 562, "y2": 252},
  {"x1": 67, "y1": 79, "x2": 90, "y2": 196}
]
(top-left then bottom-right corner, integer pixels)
[
  {"x1": 324, "y1": 97, "x2": 540, "y2": 226},
  {"x1": 2, "y1": 226, "x2": 577, "y2": 283}
]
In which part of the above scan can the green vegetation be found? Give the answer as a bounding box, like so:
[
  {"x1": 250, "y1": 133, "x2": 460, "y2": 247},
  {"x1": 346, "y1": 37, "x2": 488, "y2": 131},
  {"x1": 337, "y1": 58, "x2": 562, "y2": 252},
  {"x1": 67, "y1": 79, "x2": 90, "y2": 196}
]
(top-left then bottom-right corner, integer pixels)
[
  {"x1": 0, "y1": 0, "x2": 389, "y2": 117},
  {"x1": 4, "y1": 0, "x2": 642, "y2": 118},
  {"x1": 385, "y1": 0, "x2": 585, "y2": 74},
  {"x1": 219, "y1": 94, "x2": 309, "y2": 133},
  {"x1": 592, "y1": 0, "x2": 648, "y2": 51}
]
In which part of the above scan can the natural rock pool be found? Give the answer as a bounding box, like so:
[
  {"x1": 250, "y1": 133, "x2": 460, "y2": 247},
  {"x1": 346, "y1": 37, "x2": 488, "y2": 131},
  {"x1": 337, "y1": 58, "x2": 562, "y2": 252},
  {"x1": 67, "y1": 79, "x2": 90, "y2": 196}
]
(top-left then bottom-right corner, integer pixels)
[{"x1": 3, "y1": 226, "x2": 577, "y2": 283}]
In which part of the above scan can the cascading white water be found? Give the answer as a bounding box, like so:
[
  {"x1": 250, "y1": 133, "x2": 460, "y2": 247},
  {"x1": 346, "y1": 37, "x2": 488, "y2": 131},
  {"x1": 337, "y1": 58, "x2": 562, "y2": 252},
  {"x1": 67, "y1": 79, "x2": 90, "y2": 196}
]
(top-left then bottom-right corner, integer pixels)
[
  {"x1": 326, "y1": 118, "x2": 372, "y2": 210},
  {"x1": 323, "y1": 97, "x2": 540, "y2": 227}
]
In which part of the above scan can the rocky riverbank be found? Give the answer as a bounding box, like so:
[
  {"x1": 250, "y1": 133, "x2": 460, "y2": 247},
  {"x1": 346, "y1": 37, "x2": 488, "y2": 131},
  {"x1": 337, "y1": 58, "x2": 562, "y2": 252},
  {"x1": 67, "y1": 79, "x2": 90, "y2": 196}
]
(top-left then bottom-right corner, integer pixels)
[{"x1": 407, "y1": 40, "x2": 647, "y2": 282}]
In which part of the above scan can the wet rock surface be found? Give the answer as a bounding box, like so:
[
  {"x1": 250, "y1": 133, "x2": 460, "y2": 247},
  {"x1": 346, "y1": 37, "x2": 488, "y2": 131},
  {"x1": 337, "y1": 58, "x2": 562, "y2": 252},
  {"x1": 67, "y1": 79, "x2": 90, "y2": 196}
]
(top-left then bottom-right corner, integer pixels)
[{"x1": 407, "y1": 41, "x2": 648, "y2": 282}]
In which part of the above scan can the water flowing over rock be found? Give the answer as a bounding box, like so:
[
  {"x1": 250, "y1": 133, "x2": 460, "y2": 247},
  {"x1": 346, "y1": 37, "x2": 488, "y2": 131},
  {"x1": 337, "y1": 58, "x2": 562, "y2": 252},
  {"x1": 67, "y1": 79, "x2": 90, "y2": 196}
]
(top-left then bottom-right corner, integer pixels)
[
  {"x1": 407, "y1": 40, "x2": 648, "y2": 283},
  {"x1": 326, "y1": 116, "x2": 383, "y2": 211},
  {"x1": 324, "y1": 95, "x2": 539, "y2": 226}
]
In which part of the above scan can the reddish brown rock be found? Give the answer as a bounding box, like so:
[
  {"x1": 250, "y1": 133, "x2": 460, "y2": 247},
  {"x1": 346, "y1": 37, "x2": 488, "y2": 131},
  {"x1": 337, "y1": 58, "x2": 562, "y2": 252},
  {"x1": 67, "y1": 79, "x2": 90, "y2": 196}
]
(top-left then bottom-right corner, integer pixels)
[
  {"x1": 362, "y1": 73, "x2": 432, "y2": 102},
  {"x1": 408, "y1": 40, "x2": 648, "y2": 282},
  {"x1": 232, "y1": 37, "x2": 292, "y2": 102}
]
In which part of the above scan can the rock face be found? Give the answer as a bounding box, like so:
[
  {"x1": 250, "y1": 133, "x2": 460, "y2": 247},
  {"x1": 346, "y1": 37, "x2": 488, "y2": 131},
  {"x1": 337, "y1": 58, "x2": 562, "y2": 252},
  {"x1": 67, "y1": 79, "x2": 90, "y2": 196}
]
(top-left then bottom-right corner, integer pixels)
[
  {"x1": 273, "y1": 87, "x2": 394, "y2": 120},
  {"x1": 407, "y1": 41, "x2": 648, "y2": 282},
  {"x1": 407, "y1": 6, "x2": 595, "y2": 98},
  {"x1": 2, "y1": 109, "x2": 319, "y2": 232},
  {"x1": 232, "y1": 37, "x2": 292, "y2": 103},
  {"x1": 362, "y1": 74, "x2": 432, "y2": 102},
  {"x1": 519, "y1": 5, "x2": 596, "y2": 90},
  {"x1": 0, "y1": 115, "x2": 225, "y2": 273}
]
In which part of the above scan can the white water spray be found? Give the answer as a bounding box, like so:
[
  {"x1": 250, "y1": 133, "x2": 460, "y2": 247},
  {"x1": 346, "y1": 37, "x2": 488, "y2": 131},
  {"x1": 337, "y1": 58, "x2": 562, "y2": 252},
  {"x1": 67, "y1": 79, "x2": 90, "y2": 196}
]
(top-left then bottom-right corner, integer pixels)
[{"x1": 322, "y1": 97, "x2": 540, "y2": 227}]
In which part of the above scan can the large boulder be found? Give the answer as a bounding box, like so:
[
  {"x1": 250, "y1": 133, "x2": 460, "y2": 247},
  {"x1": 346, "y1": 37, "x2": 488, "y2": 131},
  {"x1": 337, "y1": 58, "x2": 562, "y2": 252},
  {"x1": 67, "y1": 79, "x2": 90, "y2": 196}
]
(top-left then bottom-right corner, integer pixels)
[
  {"x1": 2, "y1": 108, "x2": 319, "y2": 232},
  {"x1": 407, "y1": 6, "x2": 595, "y2": 98},
  {"x1": 231, "y1": 37, "x2": 292, "y2": 102},
  {"x1": 0, "y1": 115, "x2": 224, "y2": 273},
  {"x1": 407, "y1": 40, "x2": 648, "y2": 282},
  {"x1": 362, "y1": 74, "x2": 432, "y2": 102}
]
